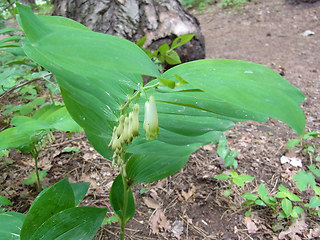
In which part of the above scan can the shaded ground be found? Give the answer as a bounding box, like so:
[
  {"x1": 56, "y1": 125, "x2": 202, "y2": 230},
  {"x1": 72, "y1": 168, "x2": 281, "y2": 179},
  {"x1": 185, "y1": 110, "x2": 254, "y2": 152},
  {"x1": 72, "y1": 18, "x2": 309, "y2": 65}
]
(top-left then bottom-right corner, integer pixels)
[{"x1": 1, "y1": 0, "x2": 320, "y2": 239}]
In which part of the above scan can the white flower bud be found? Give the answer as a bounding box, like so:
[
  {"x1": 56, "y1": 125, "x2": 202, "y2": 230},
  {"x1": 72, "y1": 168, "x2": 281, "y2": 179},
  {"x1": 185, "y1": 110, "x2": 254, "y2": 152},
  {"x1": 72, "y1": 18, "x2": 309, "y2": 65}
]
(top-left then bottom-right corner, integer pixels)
[
  {"x1": 119, "y1": 116, "x2": 131, "y2": 144},
  {"x1": 130, "y1": 103, "x2": 140, "y2": 137},
  {"x1": 143, "y1": 95, "x2": 159, "y2": 140},
  {"x1": 116, "y1": 115, "x2": 125, "y2": 138}
]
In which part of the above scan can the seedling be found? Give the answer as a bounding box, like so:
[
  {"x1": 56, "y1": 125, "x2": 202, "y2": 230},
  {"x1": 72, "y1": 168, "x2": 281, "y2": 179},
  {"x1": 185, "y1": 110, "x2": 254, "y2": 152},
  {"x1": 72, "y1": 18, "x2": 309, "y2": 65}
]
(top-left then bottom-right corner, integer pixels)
[
  {"x1": 0, "y1": 104, "x2": 82, "y2": 191},
  {"x1": 287, "y1": 131, "x2": 319, "y2": 164},
  {"x1": 215, "y1": 170, "x2": 254, "y2": 196},
  {"x1": 137, "y1": 34, "x2": 195, "y2": 71}
]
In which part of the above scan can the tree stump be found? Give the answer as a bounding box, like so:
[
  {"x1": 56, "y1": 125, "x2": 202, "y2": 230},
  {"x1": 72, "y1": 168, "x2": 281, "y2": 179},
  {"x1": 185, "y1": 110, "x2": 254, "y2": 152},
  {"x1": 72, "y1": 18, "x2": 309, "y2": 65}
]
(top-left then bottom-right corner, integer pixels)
[{"x1": 51, "y1": 0, "x2": 205, "y2": 65}]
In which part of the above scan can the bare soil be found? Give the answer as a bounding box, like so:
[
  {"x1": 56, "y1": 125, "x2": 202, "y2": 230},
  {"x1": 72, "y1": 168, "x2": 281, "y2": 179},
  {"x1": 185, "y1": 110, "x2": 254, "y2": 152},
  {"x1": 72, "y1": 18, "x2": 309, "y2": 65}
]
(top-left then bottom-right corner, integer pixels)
[{"x1": 1, "y1": 0, "x2": 320, "y2": 239}]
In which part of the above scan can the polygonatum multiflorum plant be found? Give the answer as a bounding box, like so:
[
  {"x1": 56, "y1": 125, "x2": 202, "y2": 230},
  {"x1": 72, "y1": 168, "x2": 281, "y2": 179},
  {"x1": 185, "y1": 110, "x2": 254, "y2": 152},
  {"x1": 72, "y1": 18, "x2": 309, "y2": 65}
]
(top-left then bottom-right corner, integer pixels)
[{"x1": 12, "y1": 3, "x2": 306, "y2": 239}]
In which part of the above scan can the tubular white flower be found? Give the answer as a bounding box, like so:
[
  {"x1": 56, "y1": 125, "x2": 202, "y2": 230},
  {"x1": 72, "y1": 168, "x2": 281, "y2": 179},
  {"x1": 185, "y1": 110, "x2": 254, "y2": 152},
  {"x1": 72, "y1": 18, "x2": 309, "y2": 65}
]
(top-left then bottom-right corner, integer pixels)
[
  {"x1": 143, "y1": 95, "x2": 159, "y2": 140},
  {"x1": 130, "y1": 103, "x2": 140, "y2": 137}
]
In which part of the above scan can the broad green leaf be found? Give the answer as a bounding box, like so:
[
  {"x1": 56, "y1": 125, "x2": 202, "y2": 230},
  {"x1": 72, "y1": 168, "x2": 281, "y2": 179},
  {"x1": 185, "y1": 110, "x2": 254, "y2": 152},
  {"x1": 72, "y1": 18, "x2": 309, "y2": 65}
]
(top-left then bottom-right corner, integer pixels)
[
  {"x1": 30, "y1": 207, "x2": 107, "y2": 240},
  {"x1": 276, "y1": 185, "x2": 301, "y2": 202},
  {"x1": 126, "y1": 140, "x2": 201, "y2": 185},
  {"x1": 238, "y1": 174, "x2": 254, "y2": 182},
  {"x1": 171, "y1": 34, "x2": 195, "y2": 49},
  {"x1": 304, "y1": 131, "x2": 318, "y2": 139},
  {"x1": 215, "y1": 174, "x2": 230, "y2": 180},
  {"x1": 136, "y1": 35, "x2": 146, "y2": 48},
  {"x1": 0, "y1": 212, "x2": 25, "y2": 240},
  {"x1": 309, "y1": 196, "x2": 320, "y2": 209},
  {"x1": 258, "y1": 183, "x2": 268, "y2": 197},
  {"x1": 23, "y1": 170, "x2": 47, "y2": 185},
  {"x1": 32, "y1": 104, "x2": 82, "y2": 132},
  {"x1": 165, "y1": 50, "x2": 181, "y2": 65},
  {"x1": 162, "y1": 59, "x2": 305, "y2": 135},
  {"x1": 20, "y1": 179, "x2": 75, "y2": 240},
  {"x1": 109, "y1": 175, "x2": 135, "y2": 225},
  {"x1": 313, "y1": 186, "x2": 320, "y2": 196},
  {"x1": 255, "y1": 199, "x2": 267, "y2": 206},
  {"x1": 0, "y1": 195, "x2": 12, "y2": 206},
  {"x1": 102, "y1": 215, "x2": 119, "y2": 226},
  {"x1": 281, "y1": 199, "x2": 292, "y2": 218},
  {"x1": 241, "y1": 192, "x2": 258, "y2": 201},
  {"x1": 308, "y1": 165, "x2": 320, "y2": 178},
  {"x1": 0, "y1": 28, "x2": 22, "y2": 34},
  {"x1": 293, "y1": 170, "x2": 316, "y2": 191},
  {"x1": 286, "y1": 139, "x2": 300, "y2": 149},
  {"x1": 70, "y1": 182, "x2": 90, "y2": 206},
  {"x1": 16, "y1": 4, "x2": 159, "y2": 77}
]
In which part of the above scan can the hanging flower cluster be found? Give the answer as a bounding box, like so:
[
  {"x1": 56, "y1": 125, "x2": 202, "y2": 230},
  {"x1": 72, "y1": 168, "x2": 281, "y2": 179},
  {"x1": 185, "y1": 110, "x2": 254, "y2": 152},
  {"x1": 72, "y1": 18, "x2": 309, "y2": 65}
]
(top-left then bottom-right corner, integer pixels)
[
  {"x1": 108, "y1": 94, "x2": 159, "y2": 156},
  {"x1": 109, "y1": 103, "x2": 140, "y2": 154}
]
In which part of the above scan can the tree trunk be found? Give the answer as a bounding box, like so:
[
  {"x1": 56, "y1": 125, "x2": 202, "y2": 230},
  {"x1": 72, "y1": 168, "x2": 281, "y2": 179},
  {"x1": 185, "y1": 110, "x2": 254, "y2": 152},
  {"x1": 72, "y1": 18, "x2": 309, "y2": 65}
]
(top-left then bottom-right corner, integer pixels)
[
  {"x1": 286, "y1": 0, "x2": 319, "y2": 4},
  {"x1": 51, "y1": 0, "x2": 205, "y2": 64}
]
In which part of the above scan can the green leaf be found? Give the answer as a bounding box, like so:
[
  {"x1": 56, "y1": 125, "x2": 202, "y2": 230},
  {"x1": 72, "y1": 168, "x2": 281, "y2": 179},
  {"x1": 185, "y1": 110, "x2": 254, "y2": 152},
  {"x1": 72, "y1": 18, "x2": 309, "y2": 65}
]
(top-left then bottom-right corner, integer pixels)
[
  {"x1": 276, "y1": 185, "x2": 301, "y2": 202},
  {"x1": 255, "y1": 199, "x2": 267, "y2": 206},
  {"x1": 101, "y1": 215, "x2": 119, "y2": 226},
  {"x1": 245, "y1": 209, "x2": 251, "y2": 217},
  {"x1": 136, "y1": 35, "x2": 146, "y2": 48},
  {"x1": 224, "y1": 189, "x2": 231, "y2": 197},
  {"x1": 286, "y1": 139, "x2": 300, "y2": 149},
  {"x1": 109, "y1": 175, "x2": 135, "y2": 225},
  {"x1": 23, "y1": 170, "x2": 47, "y2": 185},
  {"x1": 281, "y1": 198, "x2": 292, "y2": 218},
  {"x1": 215, "y1": 174, "x2": 230, "y2": 180},
  {"x1": 257, "y1": 183, "x2": 268, "y2": 197},
  {"x1": 162, "y1": 59, "x2": 305, "y2": 135},
  {"x1": 16, "y1": 4, "x2": 159, "y2": 159},
  {"x1": 293, "y1": 206, "x2": 304, "y2": 215},
  {"x1": 309, "y1": 196, "x2": 320, "y2": 209},
  {"x1": 304, "y1": 131, "x2": 318, "y2": 139},
  {"x1": 232, "y1": 178, "x2": 245, "y2": 188},
  {"x1": 308, "y1": 165, "x2": 320, "y2": 178},
  {"x1": 29, "y1": 207, "x2": 107, "y2": 240},
  {"x1": 312, "y1": 186, "x2": 320, "y2": 196},
  {"x1": 241, "y1": 192, "x2": 258, "y2": 201},
  {"x1": 0, "y1": 195, "x2": 12, "y2": 206},
  {"x1": 0, "y1": 212, "x2": 25, "y2": 240},
  {"x1": 159, "y1": 78, "x2": 176, "y2": 89},
  {"x1": 158, "y1": 43, "x2": 170, "y2": 55},
  {"x1": 171, "y1": 34, "x2": 195, "y2": 49},
  {"x1": 70, "y1": 182, "x2": 90, "y2": 206},
  {"x1": 126, "y1": 140, "x2": 200, "y2": 185},
  {"x1": 165, "y1": 50, "x2": 181, "y2": 65},
  {"x1": 20, "y1": 179, "x2": 75, "y2": 240},
  {"x1": 293, "y1": 170, "x2": 316, "y2": 191},
  {"x1": 238, "y1": 174, "x2": 255, "y2": 182},
  {"x1": 63, "y1": 147, "x2": 80, "y2": 153}
]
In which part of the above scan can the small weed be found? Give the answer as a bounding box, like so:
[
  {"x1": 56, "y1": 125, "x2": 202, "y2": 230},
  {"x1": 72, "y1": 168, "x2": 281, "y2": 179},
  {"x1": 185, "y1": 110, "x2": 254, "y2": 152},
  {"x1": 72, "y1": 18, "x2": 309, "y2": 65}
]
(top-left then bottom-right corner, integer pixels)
[{"x1": 218, "y1": 0, "x2": 248, "y2": 8}]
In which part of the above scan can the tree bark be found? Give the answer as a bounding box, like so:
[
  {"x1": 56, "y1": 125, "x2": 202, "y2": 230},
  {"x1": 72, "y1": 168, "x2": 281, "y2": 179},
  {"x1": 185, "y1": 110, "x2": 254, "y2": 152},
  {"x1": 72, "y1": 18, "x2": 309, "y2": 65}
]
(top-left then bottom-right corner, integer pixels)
[
  {"x1": 286, "y1": 0, "x2": 319, "y2": 4},
  {"x1": 51, "y1": 0, "x2": 205, "y2": 64}
]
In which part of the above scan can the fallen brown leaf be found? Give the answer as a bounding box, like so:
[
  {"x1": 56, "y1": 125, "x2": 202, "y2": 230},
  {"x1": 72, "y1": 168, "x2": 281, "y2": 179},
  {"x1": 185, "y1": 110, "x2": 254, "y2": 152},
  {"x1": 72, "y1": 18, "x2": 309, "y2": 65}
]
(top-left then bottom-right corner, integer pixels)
[
  {"x1": 143, "y1": 197, "x2": 160, "y2": 209},
  {"x1": 244, "y1": 217, "x2": 258, "y2": 234},
  {"x1": 181, "y1": 183, "x2": 196, "y2": 201},
  {"x1": 150, "y1": 209, "x2": 171, "y2": 234}
]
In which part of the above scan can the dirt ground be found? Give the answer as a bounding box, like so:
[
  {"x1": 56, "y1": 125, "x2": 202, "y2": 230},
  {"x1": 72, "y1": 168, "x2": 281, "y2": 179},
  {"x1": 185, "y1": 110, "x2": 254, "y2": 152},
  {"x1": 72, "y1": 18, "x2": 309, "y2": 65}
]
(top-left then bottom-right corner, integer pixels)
[{"x1": 1, "y1": 0, "x2": 320, "y2": 239}]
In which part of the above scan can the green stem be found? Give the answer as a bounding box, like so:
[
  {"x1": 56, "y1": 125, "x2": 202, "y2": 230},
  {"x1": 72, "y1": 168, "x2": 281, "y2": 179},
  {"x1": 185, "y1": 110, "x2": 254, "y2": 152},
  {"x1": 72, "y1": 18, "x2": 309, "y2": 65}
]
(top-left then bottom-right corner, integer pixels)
[
  {"x1": 120, "y1": 169, "x2": 129, "y2": 240},
  {"x1": 34, "y1": 155, "x2": 41, "y2": 192},
  {"x1": 31, "y1": 147, "x2": 41, "y2": 193}
]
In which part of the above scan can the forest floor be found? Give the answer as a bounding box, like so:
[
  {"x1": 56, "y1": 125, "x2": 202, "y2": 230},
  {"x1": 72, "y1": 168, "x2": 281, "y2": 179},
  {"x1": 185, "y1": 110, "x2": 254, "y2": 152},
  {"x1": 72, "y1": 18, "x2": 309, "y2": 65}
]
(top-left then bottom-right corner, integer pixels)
[{"x1": 1, "y1": 0, "x2": 320, "y2": 239}]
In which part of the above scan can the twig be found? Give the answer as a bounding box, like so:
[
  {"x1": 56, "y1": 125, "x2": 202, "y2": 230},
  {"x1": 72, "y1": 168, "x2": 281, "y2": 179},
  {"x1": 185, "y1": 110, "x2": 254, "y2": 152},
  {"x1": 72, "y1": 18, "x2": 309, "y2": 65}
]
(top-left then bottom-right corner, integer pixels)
[
  {"x1": 48, "y1": 136, "x2": 86, "y2": 148},
  {"x1": 0, "y1": 73, "x2": 52, "y2": 99}
]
